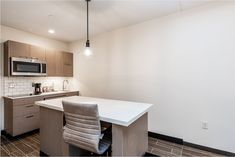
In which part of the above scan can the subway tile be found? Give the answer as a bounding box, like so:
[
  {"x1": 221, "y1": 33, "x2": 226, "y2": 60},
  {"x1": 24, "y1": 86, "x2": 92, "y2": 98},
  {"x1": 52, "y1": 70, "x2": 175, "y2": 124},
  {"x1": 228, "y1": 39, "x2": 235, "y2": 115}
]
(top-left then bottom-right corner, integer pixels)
[{"x1": 2, "y1": 77, "x2": 74, "y2": 95}]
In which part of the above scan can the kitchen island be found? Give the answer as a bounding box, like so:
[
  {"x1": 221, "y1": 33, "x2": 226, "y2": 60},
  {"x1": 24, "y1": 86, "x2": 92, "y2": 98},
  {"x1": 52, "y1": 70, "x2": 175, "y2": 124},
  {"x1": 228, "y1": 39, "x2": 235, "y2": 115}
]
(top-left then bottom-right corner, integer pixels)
[{"x1": 36, "y1": 96, "x2": 153, "y2": 156}]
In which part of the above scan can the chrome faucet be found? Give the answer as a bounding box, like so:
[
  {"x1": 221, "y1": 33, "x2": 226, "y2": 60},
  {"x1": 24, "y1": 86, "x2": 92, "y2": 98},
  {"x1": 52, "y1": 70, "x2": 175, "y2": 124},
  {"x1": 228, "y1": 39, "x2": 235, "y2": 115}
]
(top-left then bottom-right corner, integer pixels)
[{"x1": 63, "y1": 80, "x2": 69, "y2": 91}]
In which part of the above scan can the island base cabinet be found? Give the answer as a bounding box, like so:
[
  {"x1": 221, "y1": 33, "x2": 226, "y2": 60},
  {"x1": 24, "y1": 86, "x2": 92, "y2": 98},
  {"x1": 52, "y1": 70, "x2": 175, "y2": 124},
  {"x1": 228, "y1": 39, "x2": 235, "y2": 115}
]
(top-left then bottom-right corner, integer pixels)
[
  {"x1": 112, "y1": 113, "x2": 148, "y2": 156},
  {"x1": 40, "y1": 107, "x2": 69, "y2": 156},
  {"x1": 39, "y1": 106, "x2": 148, "y2": 157}
]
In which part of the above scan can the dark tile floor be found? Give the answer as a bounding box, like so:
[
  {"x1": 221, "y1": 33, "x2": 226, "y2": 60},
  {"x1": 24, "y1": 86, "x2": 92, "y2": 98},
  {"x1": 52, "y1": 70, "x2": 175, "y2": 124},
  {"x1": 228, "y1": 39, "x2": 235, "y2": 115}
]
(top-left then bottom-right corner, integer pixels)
[
  {"x1": 148, "y1": 137, "x2": 225, "y2": 157},
  {"x1": 0, "y1": 132, "x2": 40, "y2": 157},
  {"x1": 0, "y1": 131, "x2": 224, "y2": 157}
]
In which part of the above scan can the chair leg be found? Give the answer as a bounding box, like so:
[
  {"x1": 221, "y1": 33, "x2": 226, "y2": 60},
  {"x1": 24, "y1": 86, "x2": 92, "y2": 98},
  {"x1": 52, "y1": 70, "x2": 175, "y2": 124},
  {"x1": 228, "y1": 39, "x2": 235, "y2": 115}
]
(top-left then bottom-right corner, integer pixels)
[{"x1": 107, "y1": 147, "x2": 112, "y2": 157}]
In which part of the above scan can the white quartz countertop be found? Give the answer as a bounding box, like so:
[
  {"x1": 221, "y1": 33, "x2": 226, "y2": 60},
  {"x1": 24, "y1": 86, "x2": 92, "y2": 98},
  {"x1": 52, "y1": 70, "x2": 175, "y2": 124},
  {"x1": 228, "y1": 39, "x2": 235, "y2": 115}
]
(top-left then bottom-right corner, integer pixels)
[
  {"x1": 35, "y1": 96, "x2": 153, "y2": 127},
  {"x1": 3, "y1": 90, "x2": 78, "y2": 99}
]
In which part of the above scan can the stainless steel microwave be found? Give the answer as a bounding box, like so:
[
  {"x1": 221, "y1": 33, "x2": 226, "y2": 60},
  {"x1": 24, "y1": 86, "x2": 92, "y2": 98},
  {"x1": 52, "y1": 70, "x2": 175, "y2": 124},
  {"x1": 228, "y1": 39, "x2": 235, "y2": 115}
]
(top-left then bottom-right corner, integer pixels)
[{"x1": 11, "y1": 57, "x2": 47, "y2": 76}]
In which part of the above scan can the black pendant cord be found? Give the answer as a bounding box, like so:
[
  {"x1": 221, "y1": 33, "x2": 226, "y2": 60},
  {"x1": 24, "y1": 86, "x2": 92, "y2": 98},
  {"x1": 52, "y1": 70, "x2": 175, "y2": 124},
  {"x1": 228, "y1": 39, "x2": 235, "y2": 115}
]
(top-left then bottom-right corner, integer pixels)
[
  {"x1": 86, "y1": 0, "x2": 90, "y2": 46},
  {"x1": 87, "y1": 0, "x2": 89, "y2": 41}
]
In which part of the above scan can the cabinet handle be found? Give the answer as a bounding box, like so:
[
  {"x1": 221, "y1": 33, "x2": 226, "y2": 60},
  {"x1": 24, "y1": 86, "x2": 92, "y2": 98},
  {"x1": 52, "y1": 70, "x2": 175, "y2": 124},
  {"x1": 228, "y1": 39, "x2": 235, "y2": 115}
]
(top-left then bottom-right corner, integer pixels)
[
  {"x1": 44, "y1": 95, "x2": 66, "y2": 100},
  {"x1": 25, "y1": 115, "x2": 34, "y2": 118},
  {"x1": 31, "y1": 57, "x2": 39, "y2": 60},
  {"x1": 25, "y1": 105, "x2": 34, "y2": 108}
]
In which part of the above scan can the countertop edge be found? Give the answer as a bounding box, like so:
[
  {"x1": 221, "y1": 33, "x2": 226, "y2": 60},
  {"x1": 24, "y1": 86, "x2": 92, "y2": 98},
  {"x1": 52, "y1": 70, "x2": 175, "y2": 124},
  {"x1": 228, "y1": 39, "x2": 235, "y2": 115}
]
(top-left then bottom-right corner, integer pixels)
[
  {"x1": 3, "y1": 90, "x2": 79, "y2": 100},
  {"x1": 36, "y1": 99, "x2": 153, "y2": 127}
]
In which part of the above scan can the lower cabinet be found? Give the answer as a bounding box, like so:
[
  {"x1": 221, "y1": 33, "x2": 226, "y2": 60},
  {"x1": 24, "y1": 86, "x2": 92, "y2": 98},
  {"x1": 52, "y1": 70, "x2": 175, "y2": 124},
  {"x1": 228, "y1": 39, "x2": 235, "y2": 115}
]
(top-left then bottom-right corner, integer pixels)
[
  {"x1": 4, "y1": 91, "x2": 79, "y2": 136},
  {"x1": 13, "y1": 113, "x2": 40, "y2": 136}
]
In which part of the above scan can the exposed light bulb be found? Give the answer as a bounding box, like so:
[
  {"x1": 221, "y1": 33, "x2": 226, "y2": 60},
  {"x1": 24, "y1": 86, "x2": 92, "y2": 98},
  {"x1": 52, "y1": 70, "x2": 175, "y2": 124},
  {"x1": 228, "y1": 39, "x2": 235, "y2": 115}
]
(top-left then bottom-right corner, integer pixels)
[
  {"x1": 48, "y1": 29, "x2": 55, "y2": 34},
  {"x1": 84, "y1": 47, "x2": 93, "y2": 56}
]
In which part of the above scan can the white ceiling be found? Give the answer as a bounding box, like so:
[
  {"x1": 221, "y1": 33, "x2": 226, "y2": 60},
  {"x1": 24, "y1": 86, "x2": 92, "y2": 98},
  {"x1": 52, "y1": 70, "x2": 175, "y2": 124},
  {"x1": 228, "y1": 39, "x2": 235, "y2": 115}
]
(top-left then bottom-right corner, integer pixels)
[{"x1": 1, "y1": 0, "x2": 215, "y2": 43}]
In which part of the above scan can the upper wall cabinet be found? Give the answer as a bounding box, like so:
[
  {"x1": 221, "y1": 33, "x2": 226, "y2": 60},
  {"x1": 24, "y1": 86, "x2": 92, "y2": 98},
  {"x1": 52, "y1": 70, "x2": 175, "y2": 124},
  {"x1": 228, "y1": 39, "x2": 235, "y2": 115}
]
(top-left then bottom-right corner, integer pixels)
[
  {"x1": 45, "y1": 49, "x2": 56, "y2": 76},
  {"x1": 6, "y1": 40, "x2": 30, "y2": 58},
  {"x1": 30, "y1": 45, "x2": 46, "y2": 61},
  {"x1": 3, "y1": 40, "x2": 73, "y2": 77},
  {"x1": 4, "y1": 40, "x2": 31, "y2": 76},
  {"x1": 4, "y1": 40, "x2": 46, "y2": 60},
  {"x1": 63, "y1": 52, "x2": 73, "y2": 77},
  {"x1": 55, "y1": 51, "x2": 64, "y2": 76}
]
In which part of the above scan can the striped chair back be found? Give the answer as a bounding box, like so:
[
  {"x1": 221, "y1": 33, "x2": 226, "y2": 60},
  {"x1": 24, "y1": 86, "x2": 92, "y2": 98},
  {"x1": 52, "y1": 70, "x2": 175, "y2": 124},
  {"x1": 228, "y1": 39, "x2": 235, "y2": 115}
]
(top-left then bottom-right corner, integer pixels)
[{"x1": 62, "y1": 100, "x2": 101, "y2": 154}]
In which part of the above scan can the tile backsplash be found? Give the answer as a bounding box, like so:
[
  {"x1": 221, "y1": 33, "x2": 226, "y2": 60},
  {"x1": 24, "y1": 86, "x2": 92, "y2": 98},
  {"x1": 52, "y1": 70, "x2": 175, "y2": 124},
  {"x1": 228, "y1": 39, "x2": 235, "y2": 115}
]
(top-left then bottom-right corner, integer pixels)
[{"x1": 3, "y1": 77, "x2": 76, "y2": 96}]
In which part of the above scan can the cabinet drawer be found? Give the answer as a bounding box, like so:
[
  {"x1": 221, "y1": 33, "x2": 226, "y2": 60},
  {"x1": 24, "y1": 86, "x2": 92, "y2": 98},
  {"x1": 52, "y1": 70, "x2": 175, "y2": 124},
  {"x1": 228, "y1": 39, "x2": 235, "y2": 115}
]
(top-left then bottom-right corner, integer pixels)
[
  {"x1": 66, "y1": 92, "x2": 78, "y2": 97},
  {"x1": 13, "y1": 98, "x2": 28, "y2": 106},
  {"x1": 13, "y1": 97, "x2": 44, "y2": 106},
  {"x1": 13, "y1": 113, "x2": 39, "y2": 136},
  {"x1": 13, "y1": 104, "x2": 39, "y2": 117}
]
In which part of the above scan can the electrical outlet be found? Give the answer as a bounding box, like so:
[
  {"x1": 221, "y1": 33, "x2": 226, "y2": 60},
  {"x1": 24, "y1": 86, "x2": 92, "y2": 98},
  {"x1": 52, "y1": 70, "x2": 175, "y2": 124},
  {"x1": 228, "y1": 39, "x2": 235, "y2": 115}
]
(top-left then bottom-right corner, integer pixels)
[
  {"x1": 202, "y1": 121, "x2": 208, "y2": 130},
  {"x1": 9, "y1": 82, "x2": 15, "y2": 88}
]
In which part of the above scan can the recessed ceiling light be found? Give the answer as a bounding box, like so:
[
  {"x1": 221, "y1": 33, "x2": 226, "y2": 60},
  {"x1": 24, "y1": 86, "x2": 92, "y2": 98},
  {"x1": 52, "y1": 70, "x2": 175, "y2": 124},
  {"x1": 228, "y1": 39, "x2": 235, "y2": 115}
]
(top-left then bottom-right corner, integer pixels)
[{"x1": 48, "y1": 29, "x2": 55, "y2": 34}]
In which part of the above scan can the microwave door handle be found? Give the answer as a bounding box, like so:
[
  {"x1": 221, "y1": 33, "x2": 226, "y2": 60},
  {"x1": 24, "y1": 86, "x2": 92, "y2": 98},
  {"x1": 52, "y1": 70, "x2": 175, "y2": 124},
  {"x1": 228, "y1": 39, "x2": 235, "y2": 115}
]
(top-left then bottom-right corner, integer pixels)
[
  {"x1": 40, "y1": 63, "x2": 43, "y2": 74},
  {"x1": 11, "y1": 59, "x2": 13, "y2": 75}
]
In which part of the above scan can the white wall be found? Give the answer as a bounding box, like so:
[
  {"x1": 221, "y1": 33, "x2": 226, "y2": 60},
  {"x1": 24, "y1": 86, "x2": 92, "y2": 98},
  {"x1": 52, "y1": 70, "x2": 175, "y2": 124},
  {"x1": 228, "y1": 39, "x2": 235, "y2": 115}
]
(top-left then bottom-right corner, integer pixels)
[
  {"x1": 1, "y1": 25, "x2": 69, "y2": 51},
  {"x1": 69, "y1": 2, "x2": 235, "y2": 153},
  {"x1": 0, "y1": 25, "x2": 71, "y2": 131}
]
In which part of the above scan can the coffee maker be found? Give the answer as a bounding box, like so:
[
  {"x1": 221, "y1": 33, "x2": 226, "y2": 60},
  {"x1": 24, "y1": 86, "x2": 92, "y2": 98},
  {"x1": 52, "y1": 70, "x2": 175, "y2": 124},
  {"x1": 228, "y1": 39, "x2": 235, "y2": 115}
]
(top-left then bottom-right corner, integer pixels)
[{"x1": 34, "y1": 83, "x2": 42, "y2": 95}]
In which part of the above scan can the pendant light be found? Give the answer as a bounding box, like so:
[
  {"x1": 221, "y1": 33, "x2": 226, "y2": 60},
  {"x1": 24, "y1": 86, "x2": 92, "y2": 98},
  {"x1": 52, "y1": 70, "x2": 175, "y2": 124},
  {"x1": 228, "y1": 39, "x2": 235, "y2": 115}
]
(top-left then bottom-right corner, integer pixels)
[{"x1": 84, "y1": 0, "x2": 93, "y2": 56}]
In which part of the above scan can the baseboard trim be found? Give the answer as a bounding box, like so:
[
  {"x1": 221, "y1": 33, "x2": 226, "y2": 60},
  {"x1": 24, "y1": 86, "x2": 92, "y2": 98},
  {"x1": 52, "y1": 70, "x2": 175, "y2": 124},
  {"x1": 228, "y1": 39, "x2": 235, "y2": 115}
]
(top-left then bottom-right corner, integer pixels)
[
  {"x1": 144, "y1": 152, "x2": 159, "y2": 156},
  {"x1": 40, "y1": 151, "x2": 49, "y2": 157},
  {"x1": 1, "y1": 129, "x2": 39, "y2": 138},
  {"x1": 184, "y1": 141, "x2": 235, "y2": 156},
  {"x1": 1, "y1": 130, "x2": 6, "y2": 135},
  {"x1": 148, "y1": 131, "x2": 183, "y2": 145},
  {"x1": 148, "y1": 131, "x2": 235, "y2": 156}
]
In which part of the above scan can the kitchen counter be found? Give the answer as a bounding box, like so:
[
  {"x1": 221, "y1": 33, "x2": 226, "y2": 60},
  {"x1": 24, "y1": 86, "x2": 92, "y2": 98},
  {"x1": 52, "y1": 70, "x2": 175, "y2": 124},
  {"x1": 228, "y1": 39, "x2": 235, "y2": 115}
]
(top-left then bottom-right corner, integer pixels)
[
  {"x1": 3, "y1": 90, "x2": 79, "y2": 100},
  {"x1": 36, "y1": 96, "x2": 153, "y2": 156},
  {"x1": 36, "y1": 96, "x2": 152, "y2": 126},
  {"x1": 3, "y1": 90, "x2": 79, "y2": 137}
]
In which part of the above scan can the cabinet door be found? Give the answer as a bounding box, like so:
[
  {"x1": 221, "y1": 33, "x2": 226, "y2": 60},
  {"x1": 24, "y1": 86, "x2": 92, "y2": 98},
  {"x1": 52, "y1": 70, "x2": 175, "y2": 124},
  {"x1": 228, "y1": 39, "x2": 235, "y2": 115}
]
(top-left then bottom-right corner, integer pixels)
[
  {"x1": 8, "y1": 41, "x2": 30, "y2": 58},
  {"x1": 63, "y1": 52, "x2": 73, "y2": 77},
  {"x1": 45, "y1": 49, "x2": 56, "y2": 76},
  {"x1": 30, "y1": 45, "x2": 45, "y2": 60},
  {"x1": 55, "y1": 51, "x2": 64, "y2": 76}
]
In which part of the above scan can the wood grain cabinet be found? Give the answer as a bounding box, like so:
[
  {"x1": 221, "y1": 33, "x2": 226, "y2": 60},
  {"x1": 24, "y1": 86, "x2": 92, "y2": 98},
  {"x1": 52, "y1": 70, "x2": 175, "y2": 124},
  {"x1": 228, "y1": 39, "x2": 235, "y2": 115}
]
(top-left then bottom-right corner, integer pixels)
[
  {"x1": 63, "y1": 52, "x2": 73, "y2": 77},
  {"x1": 55, "y1": 51, "x2": 64, "y2": 76},
  {"x1": 5, "y1": 40, "x2": 30, "y2": 58},
  {"x1": 4, "y1": 91, "x2": 79, "y2": 136},
  {"x1": 4, "y1": 41, "x2": 30, "y2": 76},
  {"x1": 46, "y1": 50, "x2": 73, "y2": 77},
  {"x1": 4, "y1": 97, "x2": 42, "y2": 136},
  {"x1": 45, "y1": 49, "x2": 56, "y2": 76},
  {"x1": 4, "y1": 40, "x2": 74, "y2": 77},
  {"x1": 30, "y1": 45, "x2": 46, "y2": 60}
]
